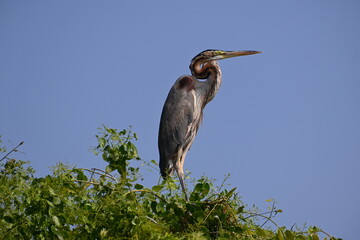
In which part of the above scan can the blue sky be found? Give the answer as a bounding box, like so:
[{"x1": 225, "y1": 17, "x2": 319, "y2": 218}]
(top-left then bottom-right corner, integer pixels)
[{"x1": 1, "y1": 1, "x2": 359, "y2": 239}]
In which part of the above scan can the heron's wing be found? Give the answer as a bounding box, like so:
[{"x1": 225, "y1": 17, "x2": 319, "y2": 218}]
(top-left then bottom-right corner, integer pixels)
[
  {"x1": 171, "y1": 99, "x2": 194, "y2": 145},
  {"x1": 159, "y1": 87, "x2": 195, "y2": 148},
  {"x1": 158, "y1": 86, "x2": 200, "y2": 175}
]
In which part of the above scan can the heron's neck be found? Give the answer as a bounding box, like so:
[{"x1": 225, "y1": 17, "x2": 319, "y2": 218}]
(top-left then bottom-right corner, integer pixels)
[{"x1": 192, "y1": 61, "x2": 222, "y2": 107}]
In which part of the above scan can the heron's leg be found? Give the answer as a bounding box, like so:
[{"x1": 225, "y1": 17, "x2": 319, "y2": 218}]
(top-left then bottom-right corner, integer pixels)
[{"x1": 175, "y1": 163, "x2": 188, "y2": 201}]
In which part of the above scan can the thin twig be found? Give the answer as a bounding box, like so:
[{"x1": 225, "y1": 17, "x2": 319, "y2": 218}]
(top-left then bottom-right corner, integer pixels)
[
  {"x1": 319, "y1": 230, "x2": 332, "y2": 238},
  {"x1": 92, "y1": 168, "x2": 117, "y2": 181},
  {"x1": 201, "y1": 200, "x2": 222, "y2": 224},
  {"x1": 248, "y1": 212, "x2": 285, "y2": 238},
  {"x1": 201, "y1": 192, "x2": 235, "y2": 225},
  {"x1": 125, "y1": 126, "x2": 132, "y2": 142},
  {"x1": 218, "y1": 173, "x2": 230, "y2": 192},
  {"x1": 77, "y1": 168, "x2": 117, "y2": 183},
  {"x1": 260, "y1": 201, "x2": 276, "y2": 227},
  {"x1": 0, "y1": 141, "x2": 24, "y2": 162},
  {"x1": 146, "y1": 216, "x2": 159, "y2": 224},
  {"x1": 89, "y1": 169, "x2": 95, "y2": 181}
]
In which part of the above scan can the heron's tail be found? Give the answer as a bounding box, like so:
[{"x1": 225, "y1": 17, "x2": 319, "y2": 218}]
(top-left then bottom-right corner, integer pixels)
[{"x1": 159, "y1": 157, "x2": 173, "y2": 178}]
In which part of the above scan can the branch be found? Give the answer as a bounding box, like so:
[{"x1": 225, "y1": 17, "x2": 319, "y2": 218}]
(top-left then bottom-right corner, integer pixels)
[
  {"x1": 260, "y1": 201, "x2": 276, "y2": 227},
  {"x1": 0, "y1": 141, "x2": 24, "y2": 162},
  {"x1": 77, "y1": 168, "x2": 118, "y2": 183},
  {"x1": 247, "y1": 211, "x2": 285, "y2": 238}
]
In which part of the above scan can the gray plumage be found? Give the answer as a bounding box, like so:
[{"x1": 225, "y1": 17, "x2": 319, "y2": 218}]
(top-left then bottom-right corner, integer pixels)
[{"x1": 158, "y1": 49, "x2": 261, "y2": 200}]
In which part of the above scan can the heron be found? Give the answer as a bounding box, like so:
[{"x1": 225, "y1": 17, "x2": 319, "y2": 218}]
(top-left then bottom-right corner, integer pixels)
[{"x1": 158, "y1": 49, "x2": 261, "y2": 200}]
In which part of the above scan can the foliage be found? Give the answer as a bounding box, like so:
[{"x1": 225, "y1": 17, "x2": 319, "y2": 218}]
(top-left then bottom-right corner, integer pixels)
[{"x1": 0, "y1": 127, "x2": 342, "y2": 240}]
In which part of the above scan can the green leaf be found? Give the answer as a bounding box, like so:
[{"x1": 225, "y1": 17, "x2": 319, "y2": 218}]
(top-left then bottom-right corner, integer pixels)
[
  {"x1": 48, "y1": 187, "x2": 56, "y2": 196},
  {"x1": 255, "y1": 228, "x2": 267, "y2": 237},
  {"x1": 311, "y1": 234, "x2": 320, "y2": 240},
  {"x1": 131, "y1": 216, "x2": 138, "y2": 225},
  {"x1": 284, "y1": 230, "x2": 294, "y2": 240},
  {"x1": 192, "y1": 210, "x2": 205, "y2": 221},
  {"x1": 194, "y1": 183, "x2": 203, "y2": 193},
  {"x1": 105, "y1": 165, "x2": 114, "y2": 173},
  {"x1": 100, "y1": 229, "x2": 108, "y2": 238},
  {"x1": 277, "y1": 228, "x2": 284, "y2": 240},
  {"x1": 52, "y1": 215, "x2": 61, "y2": 227},
  {"x1": 46, "y1": 200, "x2": 55, "y2": 207},
  {"x1": 152, "y1": 185, "x2": 164, "y2": 192},
  {"x1": 225, "y1": 187, "x2": 237, "y2": 198},
  {"x1": 237, "y1": 206, "x2": 244, "y2": 214},
  {"x1": 76, "y1": 170, "x2": 88, "y2": 181},
  {"x1": 53, "y1": 230, "x2": 64, "y2": 240},
  {"x1": 3, "y1": 216, "x2": 13, "y2": 223},
  {"x1": 53, "y1": 197, "x2": 61, "y2": 205},
  {"x1": 134, "y1": 184, "x2": 144, "y2": 190},
  {"x1": 156, "y1": 202, "x2": 165, "y2": 213},
  {"x1": 151, "y1": 201, "x2": 158, "y2": 213},
  {"x1": 100, "y1": 137, "x2": 106, "y2": 147},
  {"x1": 202, "y1": 182, "x2": 210, "y2": 195}
]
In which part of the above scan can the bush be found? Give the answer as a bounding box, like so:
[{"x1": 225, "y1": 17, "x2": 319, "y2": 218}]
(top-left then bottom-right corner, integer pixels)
[{"x1": 0, "y1": 129, "x2": 341, "y2": 239}]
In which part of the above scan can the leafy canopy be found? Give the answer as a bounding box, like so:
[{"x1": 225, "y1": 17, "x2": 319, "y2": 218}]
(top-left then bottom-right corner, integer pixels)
[{"x1": 0, "y1": 129, "x2": 341, "y2": 239}]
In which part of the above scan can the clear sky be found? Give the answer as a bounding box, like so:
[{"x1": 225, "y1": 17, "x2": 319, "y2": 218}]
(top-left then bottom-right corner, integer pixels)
[{"x1": 1, "y1": 1, "x2": 359, "y2": 239}]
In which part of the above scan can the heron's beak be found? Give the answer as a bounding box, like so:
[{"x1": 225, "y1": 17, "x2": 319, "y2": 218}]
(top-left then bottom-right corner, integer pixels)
[{"x1": 209, "y1": 50, "x2": 262, "y2": 61}]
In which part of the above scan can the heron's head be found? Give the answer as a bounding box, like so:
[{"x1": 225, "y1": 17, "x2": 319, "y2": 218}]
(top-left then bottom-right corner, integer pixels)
[{"x1": 192, "y1": 49, "x2": 261, "y2": 63}]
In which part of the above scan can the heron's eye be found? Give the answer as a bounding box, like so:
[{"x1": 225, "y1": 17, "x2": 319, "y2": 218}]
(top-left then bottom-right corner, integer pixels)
[{"x1": 213, "y1": 51, "x2": 224, "y2": 56}]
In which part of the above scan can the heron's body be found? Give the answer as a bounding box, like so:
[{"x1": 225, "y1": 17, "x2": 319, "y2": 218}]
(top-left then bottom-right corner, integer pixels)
[
  {"x1": 158, "y1": 71, "x2": 220, "y2": 182},
  {"x1": 158, "y1": 49, "x2": 260, "y2": 200}
]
